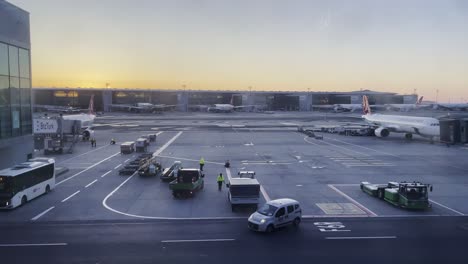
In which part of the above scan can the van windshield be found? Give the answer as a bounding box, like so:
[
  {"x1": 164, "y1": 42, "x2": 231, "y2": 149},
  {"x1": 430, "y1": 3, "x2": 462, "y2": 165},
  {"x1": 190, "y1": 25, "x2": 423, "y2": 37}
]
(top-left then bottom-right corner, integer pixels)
[{"x1": 257, "y1": 204, "x2": 278, "y2": 216}]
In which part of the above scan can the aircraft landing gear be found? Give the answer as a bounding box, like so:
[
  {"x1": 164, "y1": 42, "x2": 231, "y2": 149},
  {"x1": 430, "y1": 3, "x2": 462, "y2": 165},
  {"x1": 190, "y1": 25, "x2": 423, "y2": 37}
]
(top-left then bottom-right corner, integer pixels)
[{"x1": 405, "y1": 133, "x2": 413, "y2": 140}]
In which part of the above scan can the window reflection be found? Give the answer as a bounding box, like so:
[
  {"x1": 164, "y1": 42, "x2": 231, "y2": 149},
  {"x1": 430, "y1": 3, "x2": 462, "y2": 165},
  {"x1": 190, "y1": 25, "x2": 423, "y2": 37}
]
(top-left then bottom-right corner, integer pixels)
[
  {"x1": 0, "y1": 43, "x2": 8, "y2": 75},
  {"x1": 8, "y1": 46, "x2": 19, "y2": 77},
  {"x1": 19, "y1": 49, "x2": 30, "y2": 78}
]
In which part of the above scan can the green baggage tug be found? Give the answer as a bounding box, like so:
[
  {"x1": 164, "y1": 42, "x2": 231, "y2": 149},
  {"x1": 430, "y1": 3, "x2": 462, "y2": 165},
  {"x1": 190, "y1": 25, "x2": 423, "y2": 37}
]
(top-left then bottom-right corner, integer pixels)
[{"x1": 360, "y1": 181, "x2": 433, "y2": 209}]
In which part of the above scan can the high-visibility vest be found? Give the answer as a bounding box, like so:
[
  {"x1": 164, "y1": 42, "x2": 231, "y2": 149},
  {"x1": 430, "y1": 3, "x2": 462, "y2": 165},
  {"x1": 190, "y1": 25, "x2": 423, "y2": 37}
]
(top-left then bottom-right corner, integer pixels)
[
  {"x1": 217, "y1": 175, "x2": 224, "y2": 182},
  {"x1": 199, "y1": 158, "x2": 205, "y2": 165}
]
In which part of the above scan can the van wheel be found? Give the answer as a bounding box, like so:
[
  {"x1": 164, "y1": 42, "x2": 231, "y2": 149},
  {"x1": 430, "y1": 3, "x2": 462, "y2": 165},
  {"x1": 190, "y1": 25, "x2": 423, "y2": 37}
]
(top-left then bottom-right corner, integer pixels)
[
  {"x1": 21, "y1": 196, "x2": 27, "y2": 206},
  {"x1": 266, "y1": 224, "x2": 274, "y2": 233},
  {"x1": 45, "y1": 185, "x2": 51, "y2": 193},
  {"x1": 293, "y1": 217, "x2": 301, "y2": 227}
]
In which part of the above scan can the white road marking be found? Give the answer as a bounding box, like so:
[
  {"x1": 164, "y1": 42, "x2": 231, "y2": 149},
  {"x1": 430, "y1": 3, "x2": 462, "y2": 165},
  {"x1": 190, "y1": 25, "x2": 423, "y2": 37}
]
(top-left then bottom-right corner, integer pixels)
[
  {"x1": 101, "y1": 170, "x2": 112, "y2": 178},
  {"x1": 0, "y1": 243, "x2": 67, "y2": 247},
  {"x1": 305, "y1": 136, "x2": 370, "y2": 157},
  {"x1": 429, "y1": 199, "x2": 465, "y2": 216},
  {"x1": 260, "y1": 186, "x2": 271, "y2": 202},
  {"x1": 157, "y1": 155, "x2": 224, "y2": 165},
  {"x1": 56, "y1": 152, "x2": 120, "y2": 186},
  {"x1": 325, "y1": 236, "x2": 396, "y2": 240},
  {"x1": 124, "y1": 159, "x2": 130, "y2": 163},
  {"x1": 85, "y1": 179, "x2": 98, "y2": 188},
  {"x1": 114, "y1": 164, "x2": 122, "y2": 169},
  {"x1": 31, "y1": 206, "x2": 55, "y2": 221},
  {"x1": 57, "y1": 144, "x2": 109, "y2": 164},
  {"x1": 61, "y1": 190, "x2": 80, "y2": 203},
  {"x1": 153, "y1": 131, "x2": 183, "y2": 156},
  {"x1": 328, "y1": 184, "x2": 377, "y2": 217},
  {"x1": 161, "y1": 239, "x2": 235, "y2": 243},
  {"x1": 323, "y1": 136, "x2": 399, "y2": 158},
  {"x1": 101, "y1": 131, "x2": 246, "y2": 220}
]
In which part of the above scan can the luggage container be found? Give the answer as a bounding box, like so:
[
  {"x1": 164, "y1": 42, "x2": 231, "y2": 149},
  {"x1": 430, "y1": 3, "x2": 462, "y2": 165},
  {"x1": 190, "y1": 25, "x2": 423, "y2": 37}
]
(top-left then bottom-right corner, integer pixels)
[{"x1": 120, "y1": 141, "x2": 135, "y2": 154}]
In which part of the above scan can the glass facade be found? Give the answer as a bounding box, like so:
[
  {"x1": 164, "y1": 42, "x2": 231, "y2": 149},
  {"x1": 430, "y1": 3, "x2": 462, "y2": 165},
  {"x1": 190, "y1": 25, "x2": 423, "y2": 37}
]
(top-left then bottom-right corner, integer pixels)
[{"x1": 0, "y1": 41, "x2": 32, "y2": 139}]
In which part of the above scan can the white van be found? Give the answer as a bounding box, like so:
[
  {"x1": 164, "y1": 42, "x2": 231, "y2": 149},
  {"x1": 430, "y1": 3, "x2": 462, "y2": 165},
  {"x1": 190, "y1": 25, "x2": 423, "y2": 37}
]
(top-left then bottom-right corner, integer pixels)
[{"x1": 248, "y1": 198, "x2": 302, "y2": 232}]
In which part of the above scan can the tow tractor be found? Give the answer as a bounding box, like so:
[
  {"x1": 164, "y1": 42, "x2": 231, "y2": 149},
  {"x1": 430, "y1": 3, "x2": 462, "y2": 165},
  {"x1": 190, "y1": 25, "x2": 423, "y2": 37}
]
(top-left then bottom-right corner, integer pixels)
[
  {"x1": 360, "y1": 181, "x2": 433, "y2": 209},
  {"x1": 169, "y1": 169, "x2": 204, "y2": 198}
]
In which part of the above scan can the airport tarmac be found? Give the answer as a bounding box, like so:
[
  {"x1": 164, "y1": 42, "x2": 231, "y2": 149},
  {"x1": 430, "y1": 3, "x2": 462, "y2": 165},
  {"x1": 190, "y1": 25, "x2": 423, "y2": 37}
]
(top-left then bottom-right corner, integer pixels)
[{"x1": 2, "y1": 112, "x2": 468, "y2": 223}]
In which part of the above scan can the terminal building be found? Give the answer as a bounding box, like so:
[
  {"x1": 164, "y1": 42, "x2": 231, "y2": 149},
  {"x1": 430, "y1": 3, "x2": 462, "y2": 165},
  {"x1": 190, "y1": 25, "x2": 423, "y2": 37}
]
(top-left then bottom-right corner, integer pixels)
[
  {"x1": 0, "y1": 1, "x2": 33, "y2": 169},
  {"x1": 33, "y1": 88, "x2": 418, "y2": 113}
]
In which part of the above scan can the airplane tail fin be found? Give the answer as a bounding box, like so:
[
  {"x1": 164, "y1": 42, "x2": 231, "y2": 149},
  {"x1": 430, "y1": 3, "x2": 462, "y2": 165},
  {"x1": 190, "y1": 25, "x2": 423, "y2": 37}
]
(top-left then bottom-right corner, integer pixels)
[
  {"x1": 362, "y1": 95, "x2": 371, "y2": 115},
  {"x1": 88, "y1": 95, "x2": 95, "y2": 115},
  {"x1": 416, "y1": 96, "x2": 424, "y2": 105}
]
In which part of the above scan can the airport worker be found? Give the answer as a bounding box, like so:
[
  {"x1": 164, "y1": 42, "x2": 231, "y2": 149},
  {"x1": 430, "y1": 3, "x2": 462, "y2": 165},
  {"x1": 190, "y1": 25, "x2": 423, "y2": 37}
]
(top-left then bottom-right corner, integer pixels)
[
  {"x1": 90, "y1": 138, "x2": 94, "y2": 147},
  {"x1": 217, "y1": 173, "x2": 225, "y2": 191},
  {"x1": 110, "y1": 138, "x2": 116, "y2": 145},
  {"x1": 199, "y1": 157, "x2": 205, "y2": 171},
  {"x1": 93, "y1": 138, "x2": 97, "y2": 147}
]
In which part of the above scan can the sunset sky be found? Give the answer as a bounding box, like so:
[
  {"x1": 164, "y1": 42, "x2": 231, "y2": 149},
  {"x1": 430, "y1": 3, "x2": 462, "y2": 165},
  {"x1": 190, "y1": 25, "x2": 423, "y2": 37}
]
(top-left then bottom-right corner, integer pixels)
[{"x1": 8, "y1": 0, "x2": 468, "y2": 102}]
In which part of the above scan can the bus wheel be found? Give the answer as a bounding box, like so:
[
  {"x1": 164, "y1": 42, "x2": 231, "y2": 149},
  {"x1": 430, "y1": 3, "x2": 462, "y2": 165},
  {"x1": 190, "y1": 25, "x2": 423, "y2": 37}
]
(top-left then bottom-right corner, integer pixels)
[
  {"x1": 21, "y1": 196, "x2": 27, "y2": 206},
  {"x1": 46, "y1": 185, "x2": 51, "y2": 193}
]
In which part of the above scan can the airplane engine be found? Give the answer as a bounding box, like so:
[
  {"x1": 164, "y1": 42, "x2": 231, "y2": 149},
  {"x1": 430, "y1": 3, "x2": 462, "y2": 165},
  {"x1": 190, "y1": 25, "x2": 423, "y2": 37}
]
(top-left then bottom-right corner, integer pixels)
[{"x1": 374, "y1": 127, "x2": 390, "y2": 137}]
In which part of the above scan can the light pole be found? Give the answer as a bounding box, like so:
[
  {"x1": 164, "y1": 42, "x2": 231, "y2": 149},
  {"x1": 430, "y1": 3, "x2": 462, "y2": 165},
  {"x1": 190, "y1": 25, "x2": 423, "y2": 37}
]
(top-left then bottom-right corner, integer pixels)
[{"x1": 436, "y1": 89, "x2": 439, "y2": 103}]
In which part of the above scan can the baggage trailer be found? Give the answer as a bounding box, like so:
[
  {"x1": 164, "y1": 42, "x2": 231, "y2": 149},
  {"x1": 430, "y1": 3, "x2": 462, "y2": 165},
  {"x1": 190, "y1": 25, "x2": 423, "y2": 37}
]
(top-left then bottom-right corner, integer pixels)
[
  {"x1": 360, "y1": 181, "x2": 432, "y2": 209},
  {"x1": 120, "y1": 142, "x2": 135, "y2": 154},
  {"x1": 227, "y1": 177, "x2": 260, "y2": 211},
  {"x1": 135, "y1": 138, "x2": 148, "y2": 152},
  {"x1": 169, "y1": 169, "x2": 204, "y2": 198}
]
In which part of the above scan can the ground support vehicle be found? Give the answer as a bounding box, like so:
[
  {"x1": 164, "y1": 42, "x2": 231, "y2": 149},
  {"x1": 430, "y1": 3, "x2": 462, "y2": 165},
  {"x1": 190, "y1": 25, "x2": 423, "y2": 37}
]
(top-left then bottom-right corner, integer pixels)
[
  {"x1": 297, "y1": 126, "x2": 322, "y2": 139},
  {"x1": 248, "y1": 198, "x2": 302, "y2": 232},
  {"x1": 169, "y1": 169, "x2": 204, "y2": 198},
  {"x1": 360, "y1": 181, "x2": 432, "y2": 209},
  {"x1": 120, "y1": 142, "x2": 135, "y2": 154},
  {"x1": 160, "y1": 161, "x2": 182, "y2": 181},
  {"x1": 227, "y1": 177, "x2": 260, "y2": 211}
]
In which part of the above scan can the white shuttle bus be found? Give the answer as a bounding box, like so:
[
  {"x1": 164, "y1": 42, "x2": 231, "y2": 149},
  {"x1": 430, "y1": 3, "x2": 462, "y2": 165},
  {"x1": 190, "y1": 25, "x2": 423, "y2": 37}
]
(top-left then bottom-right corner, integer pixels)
[{"x1": 0, "y1": 158, "x2": 55, "y2": 209}]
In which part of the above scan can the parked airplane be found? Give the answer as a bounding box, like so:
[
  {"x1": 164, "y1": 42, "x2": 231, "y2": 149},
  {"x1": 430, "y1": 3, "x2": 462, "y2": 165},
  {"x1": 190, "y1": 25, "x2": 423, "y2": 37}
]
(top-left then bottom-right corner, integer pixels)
[
  {"x1": 383, "y1": 96, "x2": 431, "y2": 112},
  {"x1": 207, "y1": 96, "x2": 265, "y2": 113},
  {"x1": 62, "y1": 95, "x2": 96, "y2": 138},
  {"x1": 432, "y1": 102, "x2": 468, "y2": 111},
  {"x1": 110, "y1": 102, "x2": 178, "y2": 112},
  {"x1": 362, "y1": 95, "x2": 439, "y2": 142}
]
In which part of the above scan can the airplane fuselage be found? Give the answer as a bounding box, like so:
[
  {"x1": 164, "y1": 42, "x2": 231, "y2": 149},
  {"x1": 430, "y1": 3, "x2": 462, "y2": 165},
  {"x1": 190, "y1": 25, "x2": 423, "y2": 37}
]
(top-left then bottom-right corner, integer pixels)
[{"x1": 363, "y1": 114, "x2": 440, "y2": 137}]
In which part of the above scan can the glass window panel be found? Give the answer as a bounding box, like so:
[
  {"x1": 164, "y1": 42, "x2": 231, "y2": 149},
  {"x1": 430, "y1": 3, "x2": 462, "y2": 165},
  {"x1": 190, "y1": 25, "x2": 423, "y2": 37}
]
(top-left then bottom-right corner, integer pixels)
[
  {"x1": 20, "y1": 78, "x2": 31, "y2": 105},
  {"x1": 0, "y1": 75, "x2": 11, "y2": 138},
  {"x1": 19, "y1": 49, "x2": 30, "y2": 78},
  {"x1": 8, "y1": 46, "x2": 19, "y2": 77},
  {"x1": 0, "y1": 43, "x2": 8, "y2": 75},
  {"x1": 10, "y1": 77, "x2": 20, "y2": 136}
]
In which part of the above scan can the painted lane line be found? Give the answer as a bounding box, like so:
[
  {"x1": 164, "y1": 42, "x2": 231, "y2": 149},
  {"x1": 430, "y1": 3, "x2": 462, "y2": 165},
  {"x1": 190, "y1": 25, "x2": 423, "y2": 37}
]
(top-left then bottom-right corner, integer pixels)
[
  {"x1": 153, "y1": 131, "x2": 183, "y2": 156},
  {"x1": 157, "y1": 155, "x2": 224, "y2": 165},
  {"x1": 325, "y1": 236, "x2": 396, "y2": 240},
  {"x1": 31, "y1": 206, "x2": 55, "y2": 221},
  {"x1": 161, "y1": 239, "x2": 235, "y2": 243},
  {"x1": 304, "y1": 136, "x2": 369, "y2": 157},
  {"x1": 328, "y1": 184, "x2": 377, "y2": 217},
  {"x1": 61, "y1": 190, "x2": 80, "y2": 203},
  {"x1": 225, "y1": 167, "x2": 232, "y2": 181},
  {"x1": 260, "y1": 186, "x2": 271, "y2": 202},
  {"x1": 429, "y1": 199, "x2": 465, "y2": 216},
  {"x1": 85, "y1": 179, "x2": 98, "y2": 188},
  {"x1": 56, "y1": 152, "x2": 120, "y2": 186},
  {"x1": 58, "y1": 144, "x2": 109, "y2": 164},
  {"x1": 323, "y1": 136, "x2": 399, "y2": 158},
  {"x1": 101, "y1": 170, "x2": 112, "y2": 178},
  {"x1": 114, "y1": 164, "x2": 122, "y2": 169},
  {"x1": 124, "y1": 159, "x2": 130, "y2": 163},
  {"x1": 0, "y1": 243, "x2": 67, "y2": 247}
]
